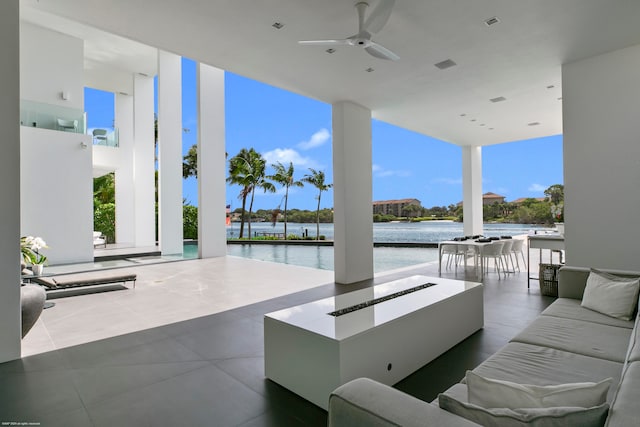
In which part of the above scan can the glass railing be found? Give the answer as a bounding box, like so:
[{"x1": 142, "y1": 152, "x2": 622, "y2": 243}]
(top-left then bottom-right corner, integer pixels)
[
  {"x1": 20, "y1": 99, "x2": 120, "y2": 147},
  {"x1": 89, "y1": 127, "x2": 119, "y2": 147},
  {"x1": 20, "y1": 99, "x2": 86, "y2": 133}
]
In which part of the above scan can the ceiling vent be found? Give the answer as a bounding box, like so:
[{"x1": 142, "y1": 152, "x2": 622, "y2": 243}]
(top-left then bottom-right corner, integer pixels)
[
  {"x1": 528, "y1": 122, "x2": 540, "y2": 126},
  {"x1": 484, "y1": 17, "x2": 500, "y2": 26},
  {"x1": 272, "y1": 22, "x2": 284, "y2": 29},
  {"x1": 365, "y1": 67, "x2": 375, "y2": 73},
  {"x1": 435, "y1": 59, "x2": 457, "y2": 70},
  {"x1": 326, "y1": 48, "x2": 336, "y2": 54},
  {"x1": 490, "y1": 96, "x2": 506, "y2": 103}
]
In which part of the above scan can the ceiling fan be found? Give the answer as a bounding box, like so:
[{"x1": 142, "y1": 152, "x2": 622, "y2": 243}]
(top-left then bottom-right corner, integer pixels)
[{"x1": 298, "y1": 0, "x2": 399, "y2": 61}]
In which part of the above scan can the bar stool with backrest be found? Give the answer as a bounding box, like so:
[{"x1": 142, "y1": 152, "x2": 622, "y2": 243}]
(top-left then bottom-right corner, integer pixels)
[{"x1": 479, "y1": 240, "x2": 505, "y2": 279}]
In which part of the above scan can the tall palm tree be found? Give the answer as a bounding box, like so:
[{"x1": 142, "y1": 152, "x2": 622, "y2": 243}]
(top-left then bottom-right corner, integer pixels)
[
  {"x1": 302, "y1": 168, "x2": 332, "y2": 240},
  {"x1": 246, "y1": 155, "x2": 275, "y2": 239},
  {"x1": 227, "y1": 148, "x2": 257, "y2": 238},
  {"x1": 268, "y1": 161, "x2": 304, "y2": 238}
]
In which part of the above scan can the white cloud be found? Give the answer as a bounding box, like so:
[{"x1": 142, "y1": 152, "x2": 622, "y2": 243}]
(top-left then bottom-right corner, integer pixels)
[
  {"x1": 262, "y1": 148, "x2": 321, "y2": 169},
  {"x1": 373, "y1": 164, "x2": 411, "y2": 178},
  {"x1": 432, "y1": 177, "x2": 462, "y2": 185},
  {"x1": 297, "y1": 128, "x2": 331, "y2": 150},
  {"x1": 528, "y1": 183, "x2": 547, "y2": 192}
]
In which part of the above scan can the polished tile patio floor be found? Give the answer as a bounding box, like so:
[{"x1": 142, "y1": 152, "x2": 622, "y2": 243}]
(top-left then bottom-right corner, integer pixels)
[{"x1": 4, "y1": 249, "x2": 555, "y2": 426}]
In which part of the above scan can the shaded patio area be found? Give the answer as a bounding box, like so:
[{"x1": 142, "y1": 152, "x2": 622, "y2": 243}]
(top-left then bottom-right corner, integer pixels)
[{"x1": 6, "y1": 250, "x2": 555, "y2": 426}]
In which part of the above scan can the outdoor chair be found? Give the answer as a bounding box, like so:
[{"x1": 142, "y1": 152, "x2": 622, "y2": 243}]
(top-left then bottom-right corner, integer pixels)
[
  {"x1": 57, "y1": 118, "x2": 78, "y2": 132},
  {"x1": 93, "y1": 231, "x2": 106, "y2": 248},
  {"x1": 510, "y1": 239, "x2": 526, "y2": 271},
  {"x1": 92, "y1": 128, "x2": 108, "y2": 144},
  {"x1": 479, "y1": 241, "x2": 505, "y2": 279}
]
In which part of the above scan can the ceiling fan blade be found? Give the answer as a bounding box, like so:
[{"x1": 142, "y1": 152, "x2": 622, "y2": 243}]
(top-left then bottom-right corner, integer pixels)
[
  {"x1": 363, "y1": 0, "x2": 395, "y2": 34},
  {"x1": 365, "y1": 41, "x2": 399, "y2": 61},
  {"x1": 298, "y1": 39, "x2": 351, "y2": 46}
]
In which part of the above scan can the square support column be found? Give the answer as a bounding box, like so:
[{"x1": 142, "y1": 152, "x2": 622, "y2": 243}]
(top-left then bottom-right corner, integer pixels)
[
  {"x1": 0, "y1": 0, "x2": 21, "y2": 362},
  {"x1": 157, "y1": 51, "x2": 183, "y2": 255},
  {"x1": 115, "y1": 92, "x2": 135, "y2": 245},
  {"x1": 133, "y1": 74, "x2": 156, "y2": 247},
  {"x1": 197, "y1": 63, "x2": 226, "y2": 258},
  {"x1": 462, "y1": 146, "x2": 483, "y2": 236},
  {"x1": 332, "y1": 101, "x2": 373, "y2": 284}
]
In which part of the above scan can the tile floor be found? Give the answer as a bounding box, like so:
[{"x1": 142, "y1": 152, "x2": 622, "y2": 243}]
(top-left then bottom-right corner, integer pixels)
[{"x1": 3, "y1": 248, "x2": 555, "y2": 426}]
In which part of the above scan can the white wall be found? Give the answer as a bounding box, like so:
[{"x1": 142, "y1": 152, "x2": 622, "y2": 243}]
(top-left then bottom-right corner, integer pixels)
[
  {"x1": 19, "y1": 21, "x2": 93, "y2": 265},
  {"x1": 20, "y1": 22, "x2": 84, "y2": 110},
  {"x1": 21, "y1": 127, "x2": 94, "y2": 264},
  {"x1": 0, "y1": 0, "x2": 22, "y2": 363},
  {"x1": 563, "y1": 43, "x2": 640, "y2": 270}
]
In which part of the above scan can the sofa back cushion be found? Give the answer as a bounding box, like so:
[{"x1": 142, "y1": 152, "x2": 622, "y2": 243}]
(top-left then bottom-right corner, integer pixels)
[
  {"x1": 558, "y1": 266, "x2": 640, "y2": 300},
  {"x1": 581, "y1": 269, "x2": 640, "y2": 321}
]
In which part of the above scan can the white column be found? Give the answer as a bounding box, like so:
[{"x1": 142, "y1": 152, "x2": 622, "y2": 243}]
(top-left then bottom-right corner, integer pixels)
[
  {"x1": 133, "y1": 74, "x2": 156, "y2": 247},
  {"x1": 197, "y1": 63, "x2": 226, "y2": 258},
  {"x1": 115, "y1": 92, "x2": 135, "y2": 245},
  {"x1": 332, "y1": 101, "x2": 373, "y2": 284},
  {"x1": 462, "y1": 146, "x2": 483, "y2": 236},
  {"x1": 157, "y1": 51, "x2": 183, "y2": 255},
  {"x1": 0, "y1": 0, "x2": 21, "y2": 362}
]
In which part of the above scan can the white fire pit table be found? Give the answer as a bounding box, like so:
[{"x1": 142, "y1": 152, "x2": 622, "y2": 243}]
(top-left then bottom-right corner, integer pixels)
[{"x1": 264, "y1": 275, "x2": 483, "y2": 409}]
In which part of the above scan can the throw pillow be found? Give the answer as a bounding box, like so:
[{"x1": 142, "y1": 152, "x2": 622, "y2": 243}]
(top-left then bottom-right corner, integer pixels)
[
  {"x1": 466, "y1": 371, "x2": 611, "y2": 409},
  {"x1": 581, "y1": 268, "x2": 640, "y2": 320},
  {"x1": 439, "y1": 393, "x2": 609, "y2": 427}
]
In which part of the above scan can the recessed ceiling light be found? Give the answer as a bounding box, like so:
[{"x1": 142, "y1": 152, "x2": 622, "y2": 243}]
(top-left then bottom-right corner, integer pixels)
[
  {"x1": 138, "y1": 72, "x2": 149, "y2": 77},
  {"x1": 272, "y1": 22, "x2": 284, "y2": 29},
  {"x1": 528, "y1": 122, "x2": 540, "y2": 126},
  {"x1": 546, "y1": 85, "x2": 555, "y2": 89},
  {"x1": 489, "y1": 128, "x2": 494, "y2": 130},
  {"x1": 471, "y1": 119, "x2": 477, "y2": 122},
  {"x1": 460, "y1": 113, "x2": 467, "y2": 117},
  {"x1": 434, "y1": 59, "x2": 457, "y2": 70},
  {"x1": 480, "y1": 124, "x2": 486, "y2": 126},
  {"x1": 365, "y1": 67, "x2": 375, "y2": 73},
  {"x1": 484, "y1": 17, "x2": 500, "y2": 26},
  {"x1": 119, "y1": 91, "x2": 129, "y2": 96},
  {"x1": 326, "y1": 48, "x2": 336, "y2": 54},
  {"x1": 490, "y1": 96, "x2": 506, "y2": 103},
  {"x1": 557, "y1": 97, "x2": 563, "y2": 101}
]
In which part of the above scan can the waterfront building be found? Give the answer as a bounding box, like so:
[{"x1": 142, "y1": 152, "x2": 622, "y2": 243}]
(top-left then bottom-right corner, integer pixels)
[{"x1": 372, "y1": 198, "x2": 422, "y2": 216}]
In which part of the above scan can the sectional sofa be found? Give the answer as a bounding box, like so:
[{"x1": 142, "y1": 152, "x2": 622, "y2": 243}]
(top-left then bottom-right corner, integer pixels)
[{"x1": 327, "y1": 266, "x2": 640, "y2": 426}]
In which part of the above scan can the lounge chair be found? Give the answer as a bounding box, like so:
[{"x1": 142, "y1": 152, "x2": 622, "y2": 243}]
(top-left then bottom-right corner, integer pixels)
[
  {"x1": 93, "y1": 231, "x2": 107, "y2": 248},
  {"x1": 30, "y1": 272, "x2": 136, "y2": 292}
]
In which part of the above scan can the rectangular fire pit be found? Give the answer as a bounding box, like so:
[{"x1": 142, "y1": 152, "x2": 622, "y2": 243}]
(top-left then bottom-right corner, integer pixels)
[{"x1": 264, "y1": 275, "x2": 483, "y2": 409}]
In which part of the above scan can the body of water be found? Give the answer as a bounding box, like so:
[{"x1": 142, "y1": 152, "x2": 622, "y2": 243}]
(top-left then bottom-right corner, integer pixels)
[{"x1": 214, "y1": 222, "x2": 551, "y2": 273}]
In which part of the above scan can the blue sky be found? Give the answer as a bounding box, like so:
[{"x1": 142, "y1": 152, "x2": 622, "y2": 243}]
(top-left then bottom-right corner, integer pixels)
[{"x1": 86, "y1": 57, "x2": 563, "y2": 211}]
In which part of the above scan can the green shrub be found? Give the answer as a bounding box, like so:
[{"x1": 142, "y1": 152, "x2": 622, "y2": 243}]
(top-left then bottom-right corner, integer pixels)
[{"x1": 94, "y1": 203, "x2": 116, "y2": 243}]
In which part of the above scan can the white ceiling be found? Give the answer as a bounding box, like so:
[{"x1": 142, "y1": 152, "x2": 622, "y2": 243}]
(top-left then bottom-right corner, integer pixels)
[{"x1": 20, "y1": 0, "x2": 640, "y2": 146}]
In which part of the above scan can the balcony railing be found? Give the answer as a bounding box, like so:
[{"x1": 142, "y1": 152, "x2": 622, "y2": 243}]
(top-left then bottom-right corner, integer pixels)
[{"x1": 20, "y1": 99, "x2": 120, "y2": 147}]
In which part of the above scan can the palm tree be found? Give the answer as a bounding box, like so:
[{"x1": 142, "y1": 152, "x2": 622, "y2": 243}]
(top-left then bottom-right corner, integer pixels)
[
  {"x1": 227, "y1": 148, "x2": 257, "y2": 238},
  {"x1": 246, "y1": 155, "x2": 275, "y2": 239},
  {"x1": 302, "y1": 168, "x2": 332, "y2": 240},
  {"x1": 268, "y1": 161, "x2": 304, "y2": 238}
]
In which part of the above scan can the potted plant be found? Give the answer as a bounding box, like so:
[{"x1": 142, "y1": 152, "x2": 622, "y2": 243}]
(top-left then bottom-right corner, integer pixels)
[
  {"x1": 21, "y1": 236, "x2": 48, "y2": 275},
  {"x1": 550, "y1": 203, "x2": 564, "y2": 234},
  {"x1": 19, "y1": 236, "x2": 48, "y2": 338}
]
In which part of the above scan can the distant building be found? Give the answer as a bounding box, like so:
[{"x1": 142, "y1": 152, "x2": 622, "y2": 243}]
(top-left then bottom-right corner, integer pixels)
[
  {"x1": 457, "y1": 192, "x2": 506, "y2": 207},
  {"x1": 373, "y1": 198, "x2": 422, "y2": 216},
  {"x1": 482, "y1": 192, "x2": 506, "y2": 205}
]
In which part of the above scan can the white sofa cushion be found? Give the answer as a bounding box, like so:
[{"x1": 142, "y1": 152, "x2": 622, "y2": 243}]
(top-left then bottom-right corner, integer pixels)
[
  {"x1": 466, "y1": 371, "x2": 611, "y2": 409},
  {"x1": 581, "y1": 269, "x2": 640, "y2": 321},
  {"x1": 439, "y1": 392, "x2": 609, "y2": 427}
]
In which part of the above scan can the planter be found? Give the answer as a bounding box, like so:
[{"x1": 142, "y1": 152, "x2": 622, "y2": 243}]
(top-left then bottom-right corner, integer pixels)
[
  {"x1": 31, "y1": 264, "x2": 44, "y2": 276},
  {"x1": 21, "y1": 284, "x2": 46, "y2": 338}
]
